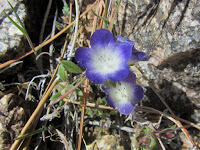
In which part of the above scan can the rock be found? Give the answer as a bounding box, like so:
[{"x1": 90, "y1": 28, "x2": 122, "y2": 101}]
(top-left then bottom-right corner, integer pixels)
[
  {"x1": 0, "y1": 0, "x2": 26, "y2": 62},
  {"x1": 86, "y1": 134, "x2": 124, "y2": 150},
  {"x1": 115, "y1": 0, "x2": 200, "y2": 119},
  {"x1": 0, "y1": 94, "x2": 28, "y2": 150}
]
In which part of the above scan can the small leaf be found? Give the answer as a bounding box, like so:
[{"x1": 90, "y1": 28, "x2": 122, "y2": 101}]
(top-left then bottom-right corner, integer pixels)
[
  {"x1": 110, "y1": 110, "x2": 117, "y2": 115},
  {"x1": 91, "y1": 9, "x2": 109, "y2": 22},
  {"x1": 50, "y1": 92, "x2": 62, "y2": 101},
  {"x1": 4, "y1": 12, "x2": 25, "y2": 34},
  {"x1": 59, "y1": 100, "x2": 64, "y2": 106},
  {"x1": 86, "y1": 109, "x2": 93, "y2": 116},
  {"x1": 15, "y1": 127, "x2": 46, "y2": 140},
  {"x1": 7, "y1": 1, "x2": 24, "y2": 28},
  {"x1": 147, "y1": 135, "x2": 156, "y2": 149},
  {"x1": 61, "y1": 60, "x2": 82, "y2": 73},
  {"x1": 76, "y1": 89, "x2": 83, "y2": 96},
  {"x1": 58, "y1": 65, "x2": 67, "y2": 81},
  {"x1": 96, "y1": 110, "x2": 103, "y2": 116}
]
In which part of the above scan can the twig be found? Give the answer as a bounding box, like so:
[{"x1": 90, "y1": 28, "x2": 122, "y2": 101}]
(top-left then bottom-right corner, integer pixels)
[
  {"x1": 91, "y1": 0, "x2": 101, "y2": 33},
  {"x1": 77, "y1": 78, "x2": 89, "y2": 150},
  {"x1": 39, "y1": 0, "x2": 52, "y2": 44},
  {"x1": 69, "y1": 1, "x2": 72, "y2": 23},
  {"x1": 25, "y1": 74, "x2": 49, "y2": 100},
  {"x1": 167, "y1": 116, "x2": 195, "y2": 147},
  {"x1": 47, "y1": 76, "x2": 86, "y2": 108},
  {"x1": 149, "y1": 123, "x2": 166, "y2": 150},
  {"x1": 37, "y1": 0, "x2": 53, "y2": 73},
  {"x1": 62, "y1": 99, "x2": 117, "y2": 110},
  {"x1": 67, "y1": 0, "x2": 79, "y2": 60},
  {"x1": 49, "y1": 8, "x2": 58, "y2": 72},
  {"x1": 87, "y1": 120, "x2": 136, "y2": 133}
]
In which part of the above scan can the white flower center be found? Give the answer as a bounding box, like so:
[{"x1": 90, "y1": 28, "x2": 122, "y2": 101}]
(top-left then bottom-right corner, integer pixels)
[
  {"x1": 91, "y1": 48, "x2": 122, "y2": 75},
  {"x1": 109, "y1": 82, "x2": 133, "y2": 104}
]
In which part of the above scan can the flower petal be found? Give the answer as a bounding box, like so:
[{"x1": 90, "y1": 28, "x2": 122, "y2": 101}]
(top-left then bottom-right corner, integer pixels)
[
  {"x1": 106, "y1": 93, "x2": 136, "y2": 115},
  {"x1": 133, "y1": 84, "x2": 144, "y2": 102},
  {"x1": 75, "y1": 47, "x2": 92, "y2": 68},
  {"x1": 90, "y1": 29, "x2": 115, "y2": 50},
  {"x1": 117, "y1": 101, "x2": 135, "y2": 115},
  {"x1": 106, "y1": 94, "x2": 117, "y2": 108},
  {"x1": 108, "y1": 64, "x2": 130, "y2": 81},
  {"x1": 115, "y1": 43, "x2": 132, "y2": 62},
  {"x1": 124, "y1": 71, "x2": 136, "y2": 83},
  {"x1": 86, "y1": 70, "x2": 108, "y2": 84},
  {"x1": 116, "y1": 36, "x2": 134, "y2": 46},
  {"x1": 127, "y1": 47, "x2": 149, "y2": 65}
]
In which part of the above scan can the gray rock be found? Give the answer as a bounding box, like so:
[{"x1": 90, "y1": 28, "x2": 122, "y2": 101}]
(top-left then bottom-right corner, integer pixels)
[
  {"x1": 116, "y1": 0, "x2": 200, "y2": 119},
  {"x1": 0, "y1": 0, "x2": 26, "y2": 62},
  {"x1": 0, "y1": 94, "x2": 28, "y2": 149}
]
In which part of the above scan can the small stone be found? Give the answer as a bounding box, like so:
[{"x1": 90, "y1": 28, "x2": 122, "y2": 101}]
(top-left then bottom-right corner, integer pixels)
[
  {"x1": 0, "y1": 94, "x2": 28, "y2": 149},
  {"x1": 0, "y1": 42, "x2": 8, "y2": 56}
]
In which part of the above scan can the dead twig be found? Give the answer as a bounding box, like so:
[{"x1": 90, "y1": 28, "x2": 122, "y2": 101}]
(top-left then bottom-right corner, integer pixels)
[{"x1": 77, "y1": 78, "x2": 89, "y2": 150}]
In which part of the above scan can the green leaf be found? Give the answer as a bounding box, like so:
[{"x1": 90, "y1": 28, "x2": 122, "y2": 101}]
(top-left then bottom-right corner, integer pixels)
[
  {"x1": 61, "y1": 60, "x2": 82, "y2": 73},
  {"x1": 86, "y1": 109, "x2": 93, "y2": 116},
  {"x1": 96, "y1": 110, "x2": 103, "y2": 116},
  {"x1": 59, "y1": 100, "x2": 64, "y2": 106},
  {"x1": 147, "y1": 135, "x2": 156, "y2": 149},
  {"x1": 4, "y1": 12, "x2": 25, "y2": 34},
  {"x1": 58, "y1": 65, "x2": 68, "y2": 81},
  {"x1": 50, "y1": 92, "x2": 62, "y2": 101},
  {"x1": 76, "y1": 88, "x2": 83, "y2": 96},
  {"x1": 15, "y1": 127, "x2": 47, "y2": 140},
  {"x1": 91, "y1": 9, "x2": 109, "y2": 22},
  {"x1": 7, "y1": 1, "x2": 24, "y2": 28},
  {"x1": 110, "y1": 110, "x2": 117, "y2": 115},
  {"x1": 62, "y1": 2, "x2": 70, "y2": 17}
]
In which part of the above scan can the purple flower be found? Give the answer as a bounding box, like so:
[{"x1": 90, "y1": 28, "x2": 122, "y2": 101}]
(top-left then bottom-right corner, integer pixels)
[
  {"x1": 102, "y1": 72, "x2": 144, "y2": 115},
  {"x1": 75, "y1": 29, "x2": 132, "y2": 84},
  {"x1": 116, "y1": 36, "x2": 149, "y2": 65}
]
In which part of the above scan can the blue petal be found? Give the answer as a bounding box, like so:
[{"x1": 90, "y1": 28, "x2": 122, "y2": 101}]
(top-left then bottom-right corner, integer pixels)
[
  {"x1": 124, "y1": 71, "x2": 136, "y2": 83},
  {"x1": 127, "y1": 47, "x2": 149, "y2": 65},
  {"x1": 108, "y1": 64, "x2": 130, "y2": 81},
  {"x1": 86, "y1": 70, "x2": 108, "y2": 84},
  {"x1": 90, "y1": 29, "x2": 115, "y2": 50},
  {"x1": 117, "y1": 101, "x2": 135, "y2": 115},
  {"x1": 106, "y1": 94, "x2": 135, "y2": 115},
  {"x1": 101, "y1": 85, "x2": 110, "y2": 93},
  {"x1": 133, "y1": 84, "x2": 144, "y2": 102},
  {"x1": 115, "y1": 43, "x2": 132, "y2": 62},
  {"x1": 116, "y1": 36, "x2": 134, "y2": 46},
  {"x1": 75, "y1": 47, "x2": 92, "y2": 68},
  {"x1": 106, "y1": 95, "x2": 116, "y2": 109}
]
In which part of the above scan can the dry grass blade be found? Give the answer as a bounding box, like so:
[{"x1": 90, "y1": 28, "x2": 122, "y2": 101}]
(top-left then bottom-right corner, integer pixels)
[{"x1": 56, "y1": 129, "x2": 72, "y2": 150}]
